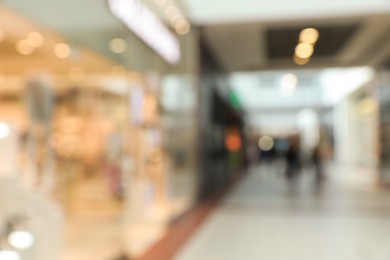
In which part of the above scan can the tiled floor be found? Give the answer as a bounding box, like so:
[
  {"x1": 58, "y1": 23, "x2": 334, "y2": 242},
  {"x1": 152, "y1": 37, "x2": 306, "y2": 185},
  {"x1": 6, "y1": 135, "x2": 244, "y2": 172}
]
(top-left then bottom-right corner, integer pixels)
[{"x1": 175, "y1": 163, "x2": 390, "y2": 260}]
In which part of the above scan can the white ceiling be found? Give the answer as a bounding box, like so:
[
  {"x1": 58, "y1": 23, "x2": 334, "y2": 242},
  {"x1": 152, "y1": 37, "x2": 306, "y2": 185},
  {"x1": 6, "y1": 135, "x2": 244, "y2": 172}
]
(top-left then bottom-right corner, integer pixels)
[
  {"x1": 183, "y1": 0, "x2": 390, "y2": 24},
  {"x1": 230, "y1": 67, "x2": 375, "y2": 130}
]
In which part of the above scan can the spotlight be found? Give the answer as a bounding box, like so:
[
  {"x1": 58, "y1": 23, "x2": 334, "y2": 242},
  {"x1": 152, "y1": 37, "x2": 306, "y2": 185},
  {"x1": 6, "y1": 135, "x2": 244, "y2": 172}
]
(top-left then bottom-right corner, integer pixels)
[
  {"x1": 0, "y1": 123, "x2": 11, "y2": 139},
  {"x1": 0, "y1": 250, "x2": 20, "y2": 260},
  {"x1": 8, "y1": 231, "x2": 35, "y2": 250}
]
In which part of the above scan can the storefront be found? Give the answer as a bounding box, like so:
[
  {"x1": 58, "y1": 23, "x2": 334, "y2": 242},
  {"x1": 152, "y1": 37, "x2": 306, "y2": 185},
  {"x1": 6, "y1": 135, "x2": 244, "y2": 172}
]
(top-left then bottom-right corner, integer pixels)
[{"x1": 0, "y1": 4, "x2": 200, "y2": 260}]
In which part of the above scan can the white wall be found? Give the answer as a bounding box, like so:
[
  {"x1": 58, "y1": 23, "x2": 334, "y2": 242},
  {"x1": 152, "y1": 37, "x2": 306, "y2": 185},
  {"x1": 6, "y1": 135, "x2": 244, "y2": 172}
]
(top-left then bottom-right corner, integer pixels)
[{"x1": 333, "y1": 94, "x2": 379, "y2": 167}]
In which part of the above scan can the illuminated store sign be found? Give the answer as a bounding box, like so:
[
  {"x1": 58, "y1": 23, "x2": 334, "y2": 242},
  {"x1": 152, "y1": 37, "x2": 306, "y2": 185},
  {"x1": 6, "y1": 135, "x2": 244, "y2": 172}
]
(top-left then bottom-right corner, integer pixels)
[{"x1": 108, "y1": 0, "x2": 180, "y2": 64}]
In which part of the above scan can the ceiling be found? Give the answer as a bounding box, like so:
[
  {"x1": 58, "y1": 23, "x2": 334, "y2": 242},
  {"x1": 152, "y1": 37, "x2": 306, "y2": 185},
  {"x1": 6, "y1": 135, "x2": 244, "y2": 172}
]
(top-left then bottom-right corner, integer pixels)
[
  {"x1": 182, "y1": 0, "x2": 390, "y2": 25},
  {"x1": 0, "y1": 6, "x2": 115, "y2": 75},
  {"x1": 1, "y1": 0, "x2": 188, "y2": 73},
  {"x1": 2, "y1": 0, "x2": 390, "y2": 73},
  {"x1": 203, "y1": 13, "x2": 390, "y2": 72}
]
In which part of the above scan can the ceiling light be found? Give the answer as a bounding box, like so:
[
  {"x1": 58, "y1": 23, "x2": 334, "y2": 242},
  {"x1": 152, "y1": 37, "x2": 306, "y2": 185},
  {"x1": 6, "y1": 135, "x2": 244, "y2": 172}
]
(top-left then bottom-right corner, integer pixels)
[
  {"x1": 294, "y1": 55, "x2": 310, "y2": 65},
  {"x1": 108, "y1": 0, "x2": 180, "y2": 64},
  {"x1": 300, "y1": 28, "x2": 319, "y2": 44},
  {"x1": 109, "y1": 38, "x2": 127, "y2": 54},
  {"x1": 281, "y1": 73, "x2": 298, "y2": 89},
  {"x1": 280, "y1": 73, "x2": 298, "y2": 97},
  {"x1": 27, "y1": 32, "x2": 44, "y2": 48},
  {"x1": 295, "y1": 42, "x2": 314, "y2": 59},
  {"x1": 0, "y1": 250, "x2": 20, "y2": 260},
  {"x1": 8, "y1": 231, "x2": 35, "y2": 250},
  {"x1": 258, "y1": 136, "x2": 274, "y2": 151},
  {"x1": 54, "y1": 43, "x2": 71, "y2": 59},
  {"x1": 175, "y1": 20, "x2": 190, "y2": 35},
  {"x1": 0, "y1": 122, "x2": 11, "y2": 139},
  {"x1": 16, "y1": 40, "x2": 34, "y2": 55}
]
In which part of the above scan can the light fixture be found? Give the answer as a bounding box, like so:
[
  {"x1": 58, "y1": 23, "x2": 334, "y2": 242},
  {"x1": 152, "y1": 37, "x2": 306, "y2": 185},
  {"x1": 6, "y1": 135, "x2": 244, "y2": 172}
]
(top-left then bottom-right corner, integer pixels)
[
  {"x1": 281, "y1": 73, "x2": 298, "y2": 88},
  {"x1": 174, "y1": 20, "x2": 190, "y2": 35},
  {"x1": 293, "y1": 27, "x2": 319, "y2": 65},
  {"x1": 150, "y1": 0, "x2": 190, "y2": 36},
  {"x1": 108, "y1": 0, "x2": 180, "y2": 63},
  {"x1": 280, "y1": 73, "x2": 298, "y2": 97},
  {"x1": 258, "y1": 136, "x2": 274, "y2": 151},
  {"x1": 0, "y1": 250, "x2": 20, "y2": 260},
  {"x1": 109, "y1": 38, "x2": 127, "y2": 54},
  {"x1": 8, "y1": 231, "x2": 35, "y2": 250},
  {"x1": 299, "y1": 28, "x2": 319, "y2": 45},
  {"x1": 16, "y1": 40, "x2": 34, "y2": 55},
  {"x1": 0, "y1": 122, "x2": 10, "y2": 139},
  {"x1": 27, "y1": 32, "x2": 44, "y2": 48},
  {"x1": 294, "y1": 55, "x2": 310, "y2": 65},
  {"x1": 295, "y1": 42, "x2": 314, "y2": 59},
  {"x1": 54, "y1": 43, "x2": 71, "y2": 59}
]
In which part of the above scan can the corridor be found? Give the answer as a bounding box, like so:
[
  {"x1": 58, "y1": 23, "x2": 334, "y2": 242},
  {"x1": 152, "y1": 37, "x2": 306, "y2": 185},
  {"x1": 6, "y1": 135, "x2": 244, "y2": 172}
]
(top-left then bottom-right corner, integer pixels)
[{"x1": 175, "y1": 164, "x2": 390, "y2": 260}]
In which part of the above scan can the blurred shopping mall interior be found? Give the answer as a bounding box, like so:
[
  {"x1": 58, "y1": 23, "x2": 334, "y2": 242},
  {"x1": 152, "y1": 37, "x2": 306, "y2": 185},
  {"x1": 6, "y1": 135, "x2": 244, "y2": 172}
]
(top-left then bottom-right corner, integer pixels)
[{"x1": 0, "y1": 0, "x2": 390, "y2": 259}]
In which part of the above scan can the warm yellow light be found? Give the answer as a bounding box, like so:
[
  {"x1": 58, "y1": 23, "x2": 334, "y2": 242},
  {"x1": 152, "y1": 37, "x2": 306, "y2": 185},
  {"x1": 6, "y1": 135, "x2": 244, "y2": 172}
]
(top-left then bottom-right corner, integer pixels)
[
  {"x1": 54, "y1": 43, "x2": 71, "y2": 59},
  {"x1": 300, "y1": 28, "x2": 319, "y2": 44},
  {"x1": 109, "y1": 38, "x2": 127, "y2": 54},
  {"x1": 68, "y1": 67, "x2": 85, "y2": 82},
  {"x1": 295, "y1": 42, "x2": 314, "y2": 59},
  {"x1": 16, "y1": 40, "x2": 34, "y2": 55},
  {"x1": 294, "y1": 55, "x2": 310, "y2": 65},
  {"x1": 175, "y1": 20, "x2": 190, "y2": 35},
  {"x1": 27, "y1": 32, "x2": 44, "y2": 48}
]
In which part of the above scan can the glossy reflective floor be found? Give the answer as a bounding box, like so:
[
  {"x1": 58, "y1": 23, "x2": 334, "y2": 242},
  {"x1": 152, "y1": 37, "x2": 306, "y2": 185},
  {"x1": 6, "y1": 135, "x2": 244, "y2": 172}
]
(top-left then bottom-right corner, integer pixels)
[{"x1": 176, "y1": 163, "x2": 390, "y2": 260}]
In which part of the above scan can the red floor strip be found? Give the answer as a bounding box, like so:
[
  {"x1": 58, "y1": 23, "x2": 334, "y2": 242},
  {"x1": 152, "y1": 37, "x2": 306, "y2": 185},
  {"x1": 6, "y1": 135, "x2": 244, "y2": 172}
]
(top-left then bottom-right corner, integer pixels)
[{"x1": 135, "y1": 172, "x2": 244, "y2": 260}]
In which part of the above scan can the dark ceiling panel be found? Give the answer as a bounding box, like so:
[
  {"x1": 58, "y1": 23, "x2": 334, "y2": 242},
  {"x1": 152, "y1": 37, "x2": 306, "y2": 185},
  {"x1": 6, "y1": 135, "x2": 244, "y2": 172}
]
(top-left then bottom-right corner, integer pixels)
[{"x1": 265, "y1": 24, "x2": 359, "y2": 59}]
